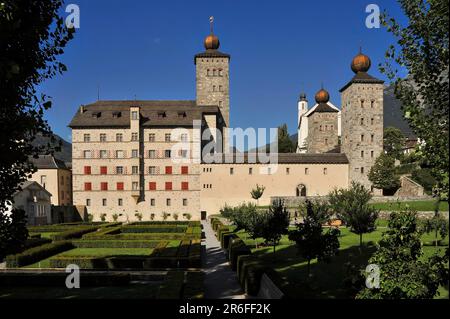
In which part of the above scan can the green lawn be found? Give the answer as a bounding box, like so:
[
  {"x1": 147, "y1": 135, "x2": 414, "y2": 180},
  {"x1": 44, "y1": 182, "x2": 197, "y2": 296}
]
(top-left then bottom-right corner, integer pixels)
[
  {"x1": 236, "y1": 224, "x2": 449, "y2": 299},
  {"x1": 370, "y1": 200, "x2": 449, "y2": 212}
]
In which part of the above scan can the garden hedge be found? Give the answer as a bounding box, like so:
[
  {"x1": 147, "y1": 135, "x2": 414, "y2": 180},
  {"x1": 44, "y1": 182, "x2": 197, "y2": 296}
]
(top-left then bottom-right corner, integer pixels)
[
  {"x1": 50, "y1": 226, "x2": 99, "y2": 241},
  {"x1": 221, "y1": 232, "x2": 238, "y2": 250},
  {"x1": 228, "y1": 238, "x2": 251, "y2": 271},
  {"x1": 82, "y1": 226, "x2": 122, "y2": 238},
  {"x1": 121, "y1": 226, "x2": 187, "y2": 233},
  {"x1": 72, "y1": 240, "x2": 163, "y2": 248},
  {"x1": 183, "y1": 271, "x2": 204, "y2": 299},
  {"x1": 6, "y1": 241, "x2": 74, "y2": 268},
  {"x1": 81, "y1": 233, "x2": 201, "y2": 241},
  {"x1": 157, "y1": 271, "x2": 184, "y2": 299}
]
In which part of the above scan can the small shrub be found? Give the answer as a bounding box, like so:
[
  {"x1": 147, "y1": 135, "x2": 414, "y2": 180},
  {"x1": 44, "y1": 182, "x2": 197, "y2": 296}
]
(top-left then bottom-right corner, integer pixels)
[
  {"x1": 185, "y1": 213, "x2": 192, "y2": 221},
  {"x1": 173, "y1": 213, "x2": 179, "y2": 221},
  {"x1": 162, "y1": 212, "x2": 169, "y2": 221},
  {"x1": 100, "y1": 213, "x2": 107, "y2": 222},
  {"x1": 112, "y1": 214, "x2": 119, "y2": 222},
  {"x1": 135, "y1": 213, "x2": 143, "y2": 221},
  {"x1": 6, "y1": 241, "x2": 74, "y2": 267},
  {"x1": 87, "y1": 214, "x2": 94, "y2": 222},
  {"x1": 150, "y1": 213, "x2": 155, "y2": 221}
]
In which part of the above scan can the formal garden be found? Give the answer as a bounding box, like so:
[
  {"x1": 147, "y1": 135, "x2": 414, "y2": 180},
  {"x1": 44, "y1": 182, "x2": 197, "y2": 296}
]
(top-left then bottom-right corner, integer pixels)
[
  {"x1": 0, "y1": 220, "x2": 203, "y2": 299},
  {"x1": 212, "y1": 183, "x2": 449, "y2": 299}
]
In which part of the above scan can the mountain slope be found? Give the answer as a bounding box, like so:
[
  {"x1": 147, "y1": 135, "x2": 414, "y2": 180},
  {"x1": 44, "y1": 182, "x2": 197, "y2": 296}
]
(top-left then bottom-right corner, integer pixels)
[{"x1": 31, "y1": 133, "x2": 72, "y2": 164}]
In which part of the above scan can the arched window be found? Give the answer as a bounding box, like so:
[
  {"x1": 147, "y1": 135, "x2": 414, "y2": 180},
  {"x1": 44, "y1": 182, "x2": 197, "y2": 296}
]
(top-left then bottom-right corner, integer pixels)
[{"x1": 296, "y1": 184, "x2": 306, "y2": 197}]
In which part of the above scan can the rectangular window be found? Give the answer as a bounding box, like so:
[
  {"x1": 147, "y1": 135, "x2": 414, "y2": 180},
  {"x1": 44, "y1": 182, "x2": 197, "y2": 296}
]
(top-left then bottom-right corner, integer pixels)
[
  {"x1": 149, "y1": 166, "x2": 156, "y2": 175},
  {"x1": 84, "y1": 150, "x2": 92, "y2": 159},
  {"x1": 323, "y1": 168, "x2": 328, "y2": 175},
  {"x1": 286, "y1": 167, "x2": 290, "y2": 175},
  {"x1": 100, "y1": 133, "x2": 106, "y2": 142},
  {"x1": 166, "y1": 198, "x2": 171, "y2": 206},
  {"x1": 305, "y1": 168, "x2": 309, "y2": 175},
  {"x1": 183, "y1": 198, "x2": 188, "y2": 206},
  {"x1": 371, "y1": 151, "x2": 374, "y2": 158},
  {"x1": 371, "y1": 134, "x2": 374, "y2": 142},
  {"x1": 165, "y1": 182, "x2": 172, "y2": 190},
  {"x1": 131, "y1": 111, "x2": 138, "y2": 120},
  {"x1": 102, "y1": 199, "x2": 107, "y2": 206},
  {"x1": 361, "y1": 134, "x2": 365, "y2": 142},
  {"x1": 165, "y1": 133, "x2": 171, "y2": 142},
  {"x1": 131, "y1": 133, "x2": 138, "y2": 141},
  {"x1": 150, "y1": 198, "x2": 155, "y2": 206},
  {"x1": 371, "y1": 100, "x2": 375, "y2": 108},
  {"x1": 361, "y1": 151, "x2": 364, "y2": 158},
  {"x1": 361, "y1": 100, "x2": 364, "y2": 108},
  {"x1": 148, "y1": 150, "x2": 156, "y2": 158},
  {"x1": 118, "y1": 198, "x2": 123, "y2": 206},
  {"x1": 84, "y1": 166, "x2": 91, "y2": 175},
  {"x1": 230, "y1": 167, "x2": 234, "y2": 175},
  {"x1": 132, "y1": 182, "x2": 139, "y2": 191},
  {"x1": 181, "y1": 166, "x2": 188, "y2": 174},
  {"x1": 179, "y1": 149, "x2": 188, "y2": 158},
  {"x1": 360, "y1": 118, "x2": 364, "y2": 125},
  {"x1": 84, "y1": 182, "x2": 92, "y2": 191},
  {"x1": 361, "y1": 167, "x2": 365, "y2": 174},
  {"x1": 84, "y1": 134, "x2": 90, "y2": 142},
  {"x1": 131, "y1": 149, "x2": 138, "y2": 158},
  {"x1": 116, "y1": 150, "x2": 124, "y2": 158},
  {"x1": 132, "y1": 166, "x2": 139, "y2": 175},
  {"x1": 86, "y1": 199, "x2": 91, "y2": 206},
  {"x1": 100, "y1": 166, "x2": 107, "y2": 175},
  {"x1": 149, "y1": 182, "x2": 156, "y2": 191},
  {"x1": 117, "y1": 182, "x2": 124, "y2": 191},
  {"x1": 181, "y1": 182, "x2": 189, "y2": 190},
  {"x1": 181, "y1": 133, "x2": 188, "y2": 142},
  {"x1": 116, "y1": 166, "x2": 124, "y2": 174},
  {"x1": 371, "y1": 118, "x2": 374, "y2": 125},
  {"x1": 101, "y1": 182, "x2": 108, "y2": 191},
  {"x1": 164, "y1": 150, "x2": 171, "y2": 158},
  {"x1": 116, "y1": 133, "x2": 123, "y2": 142},
  {"x1": 249, "y1": 167, "x2": 253, "y2": 175},
  {"x1": 165, "y1": 166, "x2": 172, "y2": 175},
  {"x1": 100, "y1": 150, "x2": 107, "y2": 158},
  {"x1": 149, "y1": 133, "x2": 155, "y2": 142}
]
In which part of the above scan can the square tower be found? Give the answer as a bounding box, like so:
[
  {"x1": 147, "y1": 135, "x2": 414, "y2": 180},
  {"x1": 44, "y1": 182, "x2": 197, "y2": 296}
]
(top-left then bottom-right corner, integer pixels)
[
  {"x1": 340, "y1": 51, "x2": 384, "y2": 193},
  {"x1": 195, "y1": 23, "x2": 230, "y2": 152}
]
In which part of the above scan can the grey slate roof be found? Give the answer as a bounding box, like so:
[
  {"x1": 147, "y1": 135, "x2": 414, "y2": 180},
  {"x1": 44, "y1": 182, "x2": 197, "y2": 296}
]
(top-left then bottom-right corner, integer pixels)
[
  {"x1": 29, "y1": 155, "x2": 68, "y2": 169},
  {"x1": 306, "y1": 103, "x2": 339, "y2": 117},
  {"x1": 68, "y1": 100, "x2": 222, "y2": 128},
  {"x1": 15, "y1": 181, "x2": 52, "y2": 197},
  {"x1": 339, "y1": 72, "x2": 384, "y2": 92},
  {"x1": 202, "y1": 153, "x2": 349, "y2": 164}
]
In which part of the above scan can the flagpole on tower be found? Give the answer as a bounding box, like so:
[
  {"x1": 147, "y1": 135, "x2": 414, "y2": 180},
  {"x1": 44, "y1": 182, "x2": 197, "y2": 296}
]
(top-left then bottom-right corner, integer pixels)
[{"x1": 209, "y1": 16, "x2": 214, "y2": 34}]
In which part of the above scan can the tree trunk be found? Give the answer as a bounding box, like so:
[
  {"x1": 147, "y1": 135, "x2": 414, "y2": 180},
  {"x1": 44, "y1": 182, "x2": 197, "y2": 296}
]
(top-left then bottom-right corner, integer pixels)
[
  {"x1": 360, "y1": 233, "x2": 363, "y2": 247},
  {"x1": 435, "y1": 228, "x2": 438, "y2": 247},
  {"x1": 307, "y1": 260, "x2": 311, "y2": 279}
]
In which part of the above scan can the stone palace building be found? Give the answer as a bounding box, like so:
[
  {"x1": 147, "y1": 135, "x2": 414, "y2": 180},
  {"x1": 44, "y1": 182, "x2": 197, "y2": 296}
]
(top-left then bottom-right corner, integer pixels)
[{"x1": 69, "y1": 22, "x2": 383, "y2": 221}]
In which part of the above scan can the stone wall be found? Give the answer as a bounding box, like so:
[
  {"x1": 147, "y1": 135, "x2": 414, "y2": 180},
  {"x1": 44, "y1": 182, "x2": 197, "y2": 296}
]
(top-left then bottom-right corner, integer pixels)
[
  {"x1": 307, "y1": 111, "x2": 339, "y2": 154},
  {"x1": 395, "y1": 175, "x2": 425, "y2": 197}
]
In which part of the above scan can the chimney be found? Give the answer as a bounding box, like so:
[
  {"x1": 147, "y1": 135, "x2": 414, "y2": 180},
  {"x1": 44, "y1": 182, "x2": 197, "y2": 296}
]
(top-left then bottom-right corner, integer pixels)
[{"x1": 80, "y1": 105, "x2": 85, "y2": 113}]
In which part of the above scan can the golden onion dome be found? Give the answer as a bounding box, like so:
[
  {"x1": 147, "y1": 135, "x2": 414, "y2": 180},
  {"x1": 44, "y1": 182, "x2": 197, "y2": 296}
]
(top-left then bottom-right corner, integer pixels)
[
  {"x1": 204, "y1": 34, "x2": 220, "y2": 50},
  {"x1": 315, "y1": 88, "x2": 330, "y2": 104},
  {"x1": 351, "y1": 52, "x2": 371, "y2": 73}
]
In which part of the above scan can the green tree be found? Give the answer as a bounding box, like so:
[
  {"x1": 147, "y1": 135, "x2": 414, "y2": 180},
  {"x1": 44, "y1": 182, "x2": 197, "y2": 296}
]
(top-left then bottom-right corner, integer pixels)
[
  {"x1": 357, "y1": 210, "x2": 448, "y2": 299},
  {"x1": 328, "y1": 182, "x2": 379, "y2": 247},
  {"x1": 0, "y1": 208, "x2": 28, "y2": 259},
  {"x1": 383, "y1": 127, "x2": 405, "y2": 159},
  {"x1": 380, "y1": 0, "x2": 449, "y2": 200},
  {"x1": 368, "y1": 154, "x2": 401, "y2": 193},
  {"x1": 229, "y1": 203, "x2": 257, "y2": 234},
  {"x1": 250, "y1": 184, "x2": 265, "y2": 205},
  {"x1": 420, "y1": 212, "x2": 449, "y2": 247},
  {"x1": 0, "y1": 0, "x2": 74, "y2": 258},
  {"x1": 246, "y1": 210, "x2": 267, "y2": 249},
  {"x1": 277, "y1": 124, "x2": 295, "y2": 153},
  {"x1": 288, "y1": 200, "x2": 340, "y2": 278},
  {"x1": 261, "y1": 200, "x2": 290, "y2": 254}
]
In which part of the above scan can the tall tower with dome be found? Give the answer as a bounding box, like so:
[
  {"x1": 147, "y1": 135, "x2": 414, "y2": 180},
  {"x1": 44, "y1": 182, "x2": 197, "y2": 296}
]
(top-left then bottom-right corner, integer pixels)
[
  {"x1": 340, "y1": 50, "x2": 384, "y2": 194},
  {"x1": 195, "y1": 17, "x2": 230, "y2": 152}
]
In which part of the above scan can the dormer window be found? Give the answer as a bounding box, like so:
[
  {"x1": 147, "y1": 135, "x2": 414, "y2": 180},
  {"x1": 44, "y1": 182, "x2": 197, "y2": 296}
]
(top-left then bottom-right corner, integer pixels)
[
  {"x1": 92, "y1": 112, "x2": 101, "y2": 118},
  {"x1": 112, "y1": 111, "x2": 121, "y2": 118},
  {"x1": 157, "y1": 111, "x2": 166, "y2": 118}
]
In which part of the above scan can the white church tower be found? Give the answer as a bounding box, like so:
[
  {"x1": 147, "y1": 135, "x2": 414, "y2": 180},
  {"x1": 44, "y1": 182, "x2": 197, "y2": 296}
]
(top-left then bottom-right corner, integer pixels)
[{"x1": 296, "y1": 92, "x2": 308, "y2": 153}]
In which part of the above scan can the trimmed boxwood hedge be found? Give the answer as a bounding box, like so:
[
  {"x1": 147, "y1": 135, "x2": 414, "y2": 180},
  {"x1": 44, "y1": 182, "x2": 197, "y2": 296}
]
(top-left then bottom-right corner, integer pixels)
[
  {"x1": 121, "y1": 226, "x2": 187, "y2": 233},
  {"x1": 50, "y1": 226, "x2": 99, "y2": 241},
  {"x1": 183, "y1": 271, "x2": 204, "y2": 299},
  {"x1": 228, "y1": 238, "x2": 251, "y2": 271},
  {"x1": 6, "y1": 241, "x2": 74, "y2": 267},
  {"x1": 158, "y1": 270, "x2": 184, "y2": 299},
  {"x1": 82, "y1": 233, "x2": 201, "y2": 241},
  {"x1": 82, "y1": 226, "x2": 121, "y2": 238},
  {"x1": 221, "y1": 232, "x2": 238, "y2": 250},
  {"x1": 73, "y1": 240, "x2": 163, "y2": 248},
  {"x1": 23, "y1": 238, "x2": 52, "y2": 250}
]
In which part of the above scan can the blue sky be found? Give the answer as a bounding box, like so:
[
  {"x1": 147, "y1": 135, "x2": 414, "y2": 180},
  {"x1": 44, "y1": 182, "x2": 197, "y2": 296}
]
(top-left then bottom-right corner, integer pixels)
[{"x1": 39, "y1": 0, "x2": 406, "y2": 143}]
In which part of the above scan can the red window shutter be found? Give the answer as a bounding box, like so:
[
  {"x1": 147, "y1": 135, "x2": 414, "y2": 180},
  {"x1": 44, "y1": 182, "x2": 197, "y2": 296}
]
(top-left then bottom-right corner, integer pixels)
[
  {"x1": 165, "y1": 166, "x2": 172, "y2": 174},
  {"x1": 181, "y1": 166, "x2": 188, "y2": 174},
  {"x1": 165, "y1": 182, "x2": 172, "y2": 190},
  {"x1": 181, "y1": 182, "x2": 189, "y2": 190},
  {"x1": 84, "y1": 182, "x2": 92, "y2": 191},
  {"x1": 101, "y1": 182, "x2": 108, "y2": 191},
  {"x1": 100, "y1": 166, "x2": 107, "y2": 175},
  {"x1": 149, "y1": 182, "x2": 156, "y2": 191},
  {"x1": 117, "y1": 182, "x2": 124, "y2": 191},
  {"x1": 84, "y1": 166, "x2": 91, "y2": 175}
]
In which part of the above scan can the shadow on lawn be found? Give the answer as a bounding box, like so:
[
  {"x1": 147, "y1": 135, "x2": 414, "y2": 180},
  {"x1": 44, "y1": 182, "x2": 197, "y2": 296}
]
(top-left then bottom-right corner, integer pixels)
[{"x1": 251, "y1": 243, "x2": 377, "y2": 299}]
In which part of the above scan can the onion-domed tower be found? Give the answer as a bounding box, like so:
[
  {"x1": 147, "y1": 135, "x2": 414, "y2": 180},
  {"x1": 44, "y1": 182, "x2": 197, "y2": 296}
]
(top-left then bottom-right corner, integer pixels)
[
  {"x1": 195, "y1": 17, "x2": 230, "y2": 152},
  {"x1": 340, "y1": 48, "x2": 384, "y2": 194}
]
